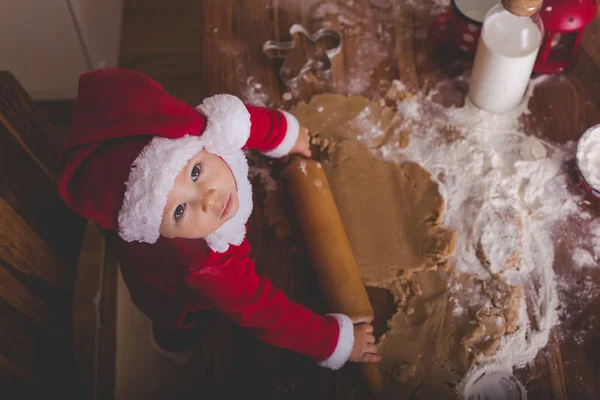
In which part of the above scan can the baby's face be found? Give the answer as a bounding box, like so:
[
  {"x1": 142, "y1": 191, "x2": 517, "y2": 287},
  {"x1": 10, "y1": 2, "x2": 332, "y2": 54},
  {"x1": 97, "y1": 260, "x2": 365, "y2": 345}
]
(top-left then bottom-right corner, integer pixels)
[{"x1": 159, "y1": 150, "x2": 239, "y2": 239}]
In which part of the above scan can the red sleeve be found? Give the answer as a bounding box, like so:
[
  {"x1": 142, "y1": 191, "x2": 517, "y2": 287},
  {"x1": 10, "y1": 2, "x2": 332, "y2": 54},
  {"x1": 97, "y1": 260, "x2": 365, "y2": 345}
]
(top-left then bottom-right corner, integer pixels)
[
  {"x1": 184, "y1": 244, "x2": 354, "y2": 369},
  {"x1": 243, "y1": 105, "x2": 300, "y2": 158}
]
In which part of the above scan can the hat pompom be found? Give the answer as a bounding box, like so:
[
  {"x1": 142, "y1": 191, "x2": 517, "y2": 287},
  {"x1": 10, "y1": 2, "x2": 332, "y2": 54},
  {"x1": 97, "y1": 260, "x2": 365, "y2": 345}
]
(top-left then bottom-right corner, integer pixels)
[{"x1": 197, "y1": 94, "x2": 251, "y2": 154}]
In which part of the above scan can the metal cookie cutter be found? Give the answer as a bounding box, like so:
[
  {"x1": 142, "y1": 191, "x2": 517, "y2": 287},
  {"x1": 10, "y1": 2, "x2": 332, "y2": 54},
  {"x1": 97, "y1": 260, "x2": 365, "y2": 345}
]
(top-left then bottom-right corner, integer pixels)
[{"x1": 263, "y1": 24, "x2": 342, "y2": 92}]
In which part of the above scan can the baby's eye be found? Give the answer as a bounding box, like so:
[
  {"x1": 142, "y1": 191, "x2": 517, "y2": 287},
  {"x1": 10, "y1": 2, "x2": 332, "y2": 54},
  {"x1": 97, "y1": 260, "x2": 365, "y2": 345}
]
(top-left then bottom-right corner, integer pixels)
[
  {"x1": 174, "y1": 204, "x2": 186, "y2": 220},
  {"x1": 191, "y1": 164, "x2": 201, "y2": 181}
]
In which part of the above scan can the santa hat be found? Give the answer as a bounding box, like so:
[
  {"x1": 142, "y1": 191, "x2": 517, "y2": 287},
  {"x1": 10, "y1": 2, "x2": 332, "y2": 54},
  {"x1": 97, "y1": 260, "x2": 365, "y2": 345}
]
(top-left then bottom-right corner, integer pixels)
[{"x1": 58, "y1": 68, "x2": 255, "y2": 252}]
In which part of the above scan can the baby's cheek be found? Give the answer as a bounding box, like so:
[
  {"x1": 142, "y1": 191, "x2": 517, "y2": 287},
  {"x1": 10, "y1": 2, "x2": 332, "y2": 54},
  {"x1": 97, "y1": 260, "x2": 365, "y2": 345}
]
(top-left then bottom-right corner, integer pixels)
[
  {"x1": 195, "y1": 217, "x2": 219, "y2": 239},
  {"x1": 158, "y1": 220, "x2": 173, "y2": 238}
]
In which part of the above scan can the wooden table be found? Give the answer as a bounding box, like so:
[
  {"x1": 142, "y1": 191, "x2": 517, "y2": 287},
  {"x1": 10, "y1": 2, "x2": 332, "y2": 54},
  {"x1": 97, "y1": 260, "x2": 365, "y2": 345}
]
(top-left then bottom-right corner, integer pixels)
[{"x1": 120, "y1": 0, "x2": 600, "y2": 398}]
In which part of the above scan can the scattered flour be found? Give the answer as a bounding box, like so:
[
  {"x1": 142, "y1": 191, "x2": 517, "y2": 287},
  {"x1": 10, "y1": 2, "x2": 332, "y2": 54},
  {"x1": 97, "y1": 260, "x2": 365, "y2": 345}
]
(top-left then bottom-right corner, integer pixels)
[
  {"x1": 312, "y1": 2, "x2": 356, "y2": 27},
  {"x1": 374, "y1": 77, "x2": 593, "y2": 390},
  {"x1": 242, "y1": 76, "x2": 269, "y2": 107},
  {"x1": 311, "y1": 0, "x2": 392, "y2": 95},
  {"x1": 352, "y1": 107, "x2": 386, "y2": 142},
  {"x1": 246, "y1": 151, "x2": 278, "y2": 192},
  {"x1": 262, "y1": 72, "x2": 598, "y2": 393},
  {"x1": 404, "y1": 0, "x2": 451, "y2": 16},
  {"x1": 558, "y1": 275, "x2": 599, "y2": 311},
  {"x1": 299, "y1": 160, "x2": 308, "y2": 175},
  {"x1": 235, "y1": 0, "x2": 598, "y2": 390},
  {"x1": 573, "y1": 248, "x2": 596, "y2": 268},
  {"x1": 570, "y1": 218, "x2": 600, "y2": 269},
  {"x1": 556, "y1": 273, "x2": 600, "y2": 347},
  {"x1": 252, "y1": 6, "x2": 597, "y2": 385},
  {"x1": 592, "y1": 219, "x2": 600, "y2": 256}
]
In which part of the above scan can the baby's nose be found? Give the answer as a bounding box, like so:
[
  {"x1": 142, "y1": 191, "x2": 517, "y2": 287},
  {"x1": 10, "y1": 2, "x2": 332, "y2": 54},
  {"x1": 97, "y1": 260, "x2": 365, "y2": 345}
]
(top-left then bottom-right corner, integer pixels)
[{"x1": 202, "y1": 189, "x2": 218, "y2": 213}]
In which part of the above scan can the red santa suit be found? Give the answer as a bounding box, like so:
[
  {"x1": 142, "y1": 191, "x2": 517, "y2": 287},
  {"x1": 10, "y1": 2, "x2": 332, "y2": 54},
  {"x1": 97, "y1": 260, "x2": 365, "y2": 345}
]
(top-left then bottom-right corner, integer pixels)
[{"x1": 58, "y1": 68, "x2": 354, "y2": 370}]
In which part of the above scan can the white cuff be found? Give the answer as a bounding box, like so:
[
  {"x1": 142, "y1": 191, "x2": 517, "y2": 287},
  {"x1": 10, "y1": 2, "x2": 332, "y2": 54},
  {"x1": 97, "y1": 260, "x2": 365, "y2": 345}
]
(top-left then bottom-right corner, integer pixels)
[
  {"x1": 263, "y1": 110, "x2": 300, "y2": 158},
  {"x1": 317, "y1": 313, "x2": 354, "y2": 370}
]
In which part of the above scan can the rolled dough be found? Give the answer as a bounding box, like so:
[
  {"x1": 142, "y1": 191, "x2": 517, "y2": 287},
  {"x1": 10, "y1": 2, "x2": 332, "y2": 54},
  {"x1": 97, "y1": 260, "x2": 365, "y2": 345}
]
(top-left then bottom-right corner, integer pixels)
[{"x1": 287, "y1": 94, "x2": 522, "y2": 399}]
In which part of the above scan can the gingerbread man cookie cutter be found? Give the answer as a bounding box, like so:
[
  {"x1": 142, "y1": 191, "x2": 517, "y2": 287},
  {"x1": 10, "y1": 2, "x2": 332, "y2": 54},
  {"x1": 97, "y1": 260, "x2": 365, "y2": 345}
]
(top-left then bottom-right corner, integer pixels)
[{"x1": 263, "y1": 24, "x2": 342, "y2": 92}]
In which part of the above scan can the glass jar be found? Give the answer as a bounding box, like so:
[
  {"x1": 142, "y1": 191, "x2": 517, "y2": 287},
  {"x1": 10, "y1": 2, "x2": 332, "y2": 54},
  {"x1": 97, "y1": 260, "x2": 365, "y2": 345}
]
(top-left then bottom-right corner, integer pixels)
[{"x1": 468, "y1": 1, "x2": 545, "y2": 114}]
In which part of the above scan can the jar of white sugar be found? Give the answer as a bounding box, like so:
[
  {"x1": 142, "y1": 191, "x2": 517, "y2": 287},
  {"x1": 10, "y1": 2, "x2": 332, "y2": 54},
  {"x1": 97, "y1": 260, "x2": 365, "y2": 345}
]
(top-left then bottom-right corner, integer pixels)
[{"x1": 576, "y1": 124, "x2": 600, "y2": 199}]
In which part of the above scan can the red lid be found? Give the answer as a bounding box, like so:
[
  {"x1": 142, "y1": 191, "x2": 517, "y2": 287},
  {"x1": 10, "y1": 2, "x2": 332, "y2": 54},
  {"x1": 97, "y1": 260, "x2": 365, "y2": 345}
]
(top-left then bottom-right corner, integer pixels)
[{"x1": 540, "y1": 0, "x2": 598, "y2": 32}]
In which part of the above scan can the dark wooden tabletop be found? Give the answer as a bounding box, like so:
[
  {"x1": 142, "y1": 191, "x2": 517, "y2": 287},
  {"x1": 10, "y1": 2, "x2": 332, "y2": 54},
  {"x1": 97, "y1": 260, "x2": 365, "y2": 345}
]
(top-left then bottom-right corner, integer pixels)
[{"x1": 120, "y1": 0, "x2": 600, "y2": 399}]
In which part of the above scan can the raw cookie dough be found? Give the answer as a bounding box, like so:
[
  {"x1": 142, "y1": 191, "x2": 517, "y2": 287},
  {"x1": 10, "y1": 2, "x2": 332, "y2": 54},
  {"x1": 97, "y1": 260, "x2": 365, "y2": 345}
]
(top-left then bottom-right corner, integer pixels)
[
  {"x1": 325, "y1": 140, "x2": 456, "y2": 283},
  {"x1": 391, "y1": 363, "x2": 418, "y2": 384},
  {"x1": 288, "y1": 94, "x2": 523, "y2": 399},
  {"x1": 293, "y1": 93, "x2": 409, "y2": 150}
]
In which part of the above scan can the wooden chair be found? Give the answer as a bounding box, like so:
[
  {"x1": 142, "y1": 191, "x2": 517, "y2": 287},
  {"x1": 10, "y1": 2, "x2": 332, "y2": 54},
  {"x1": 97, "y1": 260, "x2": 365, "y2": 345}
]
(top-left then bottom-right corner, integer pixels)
[{"x1": 0, "y1": 71, "x2": 117, "y2": 399}]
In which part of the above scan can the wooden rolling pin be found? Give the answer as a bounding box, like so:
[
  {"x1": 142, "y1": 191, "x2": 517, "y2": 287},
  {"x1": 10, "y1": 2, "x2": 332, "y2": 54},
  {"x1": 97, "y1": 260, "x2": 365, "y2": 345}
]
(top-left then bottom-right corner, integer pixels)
[{"x1": 281, "y1": 156, "x2": 382, "y2": 394}]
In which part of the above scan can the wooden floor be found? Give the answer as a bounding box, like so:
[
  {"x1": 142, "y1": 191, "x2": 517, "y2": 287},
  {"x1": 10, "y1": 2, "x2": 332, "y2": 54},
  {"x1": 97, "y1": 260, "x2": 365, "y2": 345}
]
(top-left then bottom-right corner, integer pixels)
[{"x1": 40, "y1": 0, "x2": 600, "y2": 398}]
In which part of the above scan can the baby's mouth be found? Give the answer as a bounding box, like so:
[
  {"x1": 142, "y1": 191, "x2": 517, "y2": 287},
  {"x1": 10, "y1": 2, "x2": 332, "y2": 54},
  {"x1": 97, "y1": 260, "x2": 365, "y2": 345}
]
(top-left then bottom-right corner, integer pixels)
[{"x1": 220, "y1": 193, "x2": 232, "y2": 220}]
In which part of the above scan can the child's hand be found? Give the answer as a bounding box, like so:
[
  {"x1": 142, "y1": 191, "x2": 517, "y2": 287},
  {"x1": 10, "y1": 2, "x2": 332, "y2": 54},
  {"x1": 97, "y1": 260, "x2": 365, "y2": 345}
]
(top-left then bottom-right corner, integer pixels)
[
  {"x1": 289, "y1": 126, "x2": 312, "y2": 158},
  {"x1": 349, "y1": 323, "x2": 381, "y2": 363}
]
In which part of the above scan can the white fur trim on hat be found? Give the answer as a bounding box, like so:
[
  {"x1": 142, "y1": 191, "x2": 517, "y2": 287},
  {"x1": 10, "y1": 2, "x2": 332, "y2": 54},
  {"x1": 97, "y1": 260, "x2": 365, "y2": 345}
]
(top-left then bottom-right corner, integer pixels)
[
  {"x1": 118, "y1": 94, "x2": 252, "y2": 250},
  {"x1": 197, "y1": 94, "x2": 251, "y2": 154},
  {"x1": 118, "y1": 135, "x2": 205, "y2": 244},
  {"x1": 263, "y1": 111, "x2": 300, "y2": 158},
  {"x1": 317, "y1": 313, "x2": 354, "y2": 370}
]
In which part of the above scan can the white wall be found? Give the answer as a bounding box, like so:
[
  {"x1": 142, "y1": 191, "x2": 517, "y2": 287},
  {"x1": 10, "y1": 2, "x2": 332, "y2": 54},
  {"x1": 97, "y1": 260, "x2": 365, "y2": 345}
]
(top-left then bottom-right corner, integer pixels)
[
  {"x1": 69, "y1": 0, "x2": 123, "y2": 70},
  {"x1": 0, "y1": 0, "x2": 123, "y2": 100}
]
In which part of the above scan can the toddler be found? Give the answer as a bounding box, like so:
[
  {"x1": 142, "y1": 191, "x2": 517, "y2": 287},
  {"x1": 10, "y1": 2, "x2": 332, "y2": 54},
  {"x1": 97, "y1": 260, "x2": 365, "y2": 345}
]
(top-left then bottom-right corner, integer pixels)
[{"x1": 58, "y1": 68, "x2": 380, "y2": 370}]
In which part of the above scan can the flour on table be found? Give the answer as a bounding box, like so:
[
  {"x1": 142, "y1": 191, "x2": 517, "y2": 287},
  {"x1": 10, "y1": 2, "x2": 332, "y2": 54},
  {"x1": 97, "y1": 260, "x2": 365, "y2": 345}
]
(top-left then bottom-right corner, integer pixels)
[
  {"x1": 573, "y1": 248, "x2": 597, "y2": 268},
  {"x1": 311, "y1": 0, "x2": 393, "y2": 95},
  {"x1": 246, "y1": 151, "x2": 277, "y2": 192},
  {"x1": 288, "y1": 74, "x2": 595, "y2": 395},
  {"x1": 284, "y1": 76, "x2": 598, "y2": 396},
  {"x1": 242, "y1": 76, "x2": 269, "y2": 107},
  {"x1": 294, "y1": 94, "x2": 506, "y2": 399},
  {"x1": 246, "y1": 151, "x2": 293, "y2": 239},
  {"x1": 569, "y1": 218, "x2": 600, "y2": 269},
  {"x1": 592, "y1": 219, "x2": 600, "y2": 256},
  {"x1": 379, "y1": 77, "x2": 600, "y2": 393},
  {"x1": 254, "y1": 37, "x2": 596, "y2": 396},
  {"x1": 557, "y1": 273, "x2": 600, "y2": 347},
  {"x1": 405, "y1": 0, "x2": 451, "y2": 16}
]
